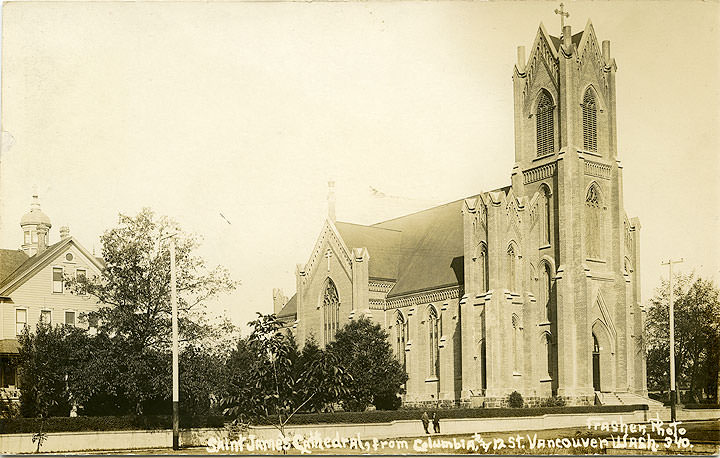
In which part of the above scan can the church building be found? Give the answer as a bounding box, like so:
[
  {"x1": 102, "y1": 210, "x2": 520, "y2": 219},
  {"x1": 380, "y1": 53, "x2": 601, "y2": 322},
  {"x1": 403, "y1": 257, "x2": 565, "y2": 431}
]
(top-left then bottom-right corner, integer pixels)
[{"x1": 276, "y1": 18, "x2": 648, "y2": 408}]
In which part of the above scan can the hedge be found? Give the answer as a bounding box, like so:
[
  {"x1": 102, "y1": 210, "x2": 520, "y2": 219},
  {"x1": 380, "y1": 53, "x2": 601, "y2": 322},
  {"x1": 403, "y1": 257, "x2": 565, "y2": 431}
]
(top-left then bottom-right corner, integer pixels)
[
  {"x1": 0, "y1": 415, "x2": 225, "y2": 435},
  {"x1": 0, "y1": 405, "x2": 648, "y2": 433},
  {"x1": 253, "y1": 404, "x2": 648, "y2": 426},
  {"x1": 683, "y1": 403, "x2": 720, "y2": 409}
]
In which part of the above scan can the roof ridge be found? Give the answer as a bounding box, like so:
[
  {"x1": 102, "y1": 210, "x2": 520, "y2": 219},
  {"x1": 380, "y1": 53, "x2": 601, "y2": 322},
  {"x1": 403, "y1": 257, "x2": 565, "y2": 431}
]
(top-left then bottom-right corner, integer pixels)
[
  {"x1": 335, "y1": 221, "x2": 402, "y2": 233},
  {"x1": 371, "y1": 196, "x2": 467, "y2": 226}
]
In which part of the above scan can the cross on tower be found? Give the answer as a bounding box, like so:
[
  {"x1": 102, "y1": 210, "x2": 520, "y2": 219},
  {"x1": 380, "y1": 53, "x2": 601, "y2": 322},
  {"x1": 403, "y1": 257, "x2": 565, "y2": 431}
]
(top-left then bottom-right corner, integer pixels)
[
  {"x1": 554, "y1": 3, "x2": 569, "y2": 35},
  {"x1": 324, "y1": 248, "x2": 332, "y2": 272}
]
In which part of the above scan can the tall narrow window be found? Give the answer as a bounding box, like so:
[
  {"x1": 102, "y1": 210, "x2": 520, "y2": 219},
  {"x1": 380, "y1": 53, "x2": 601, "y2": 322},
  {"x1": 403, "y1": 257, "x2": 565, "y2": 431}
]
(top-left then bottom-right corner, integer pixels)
[
  {"x1": 476, "y1": 243, "x2": 489, "y2": 293},
  {"x1": 585, "y1": 184, "x2": 603, "y2": 259},
  {"x1": 322, "y1": 279, "x2": 340, "y2": 345},
  {"x1": 536, "y1": 90, "x2": 555, "y2": 156},
  {"x1": 507, "y1": 244, "x2": 517, "y2": 291},
  {"x1": 396, "y1": 312, "x2": 406, "y2": 370},
  {"x1": 53, "y1": 267, "x2": 64, "y2": 293},
  {"x1": 541, "y1": 186, "x2": 551, "y2": 245},
  {"x1": 428, "y1": 306, "x2": 439, "y2": 378},
  {"x1": 15, "y1": 309, "x2": 27, "y2": 336},
  {"x1": 583, "y1": 89, "x2": 598, "y2": 152},
  {"x1": 76, "y1": 268, "x2": 87, "y2": 295},
  {"x1": 542, "y1": 333, "x2": 553, "y2": 378},
  {"x1": 512, "y1": 315, "x2": 520, "y2": 374},
  {"x1": 542, "y1": 264, "x2": 552, "y2": 322}
]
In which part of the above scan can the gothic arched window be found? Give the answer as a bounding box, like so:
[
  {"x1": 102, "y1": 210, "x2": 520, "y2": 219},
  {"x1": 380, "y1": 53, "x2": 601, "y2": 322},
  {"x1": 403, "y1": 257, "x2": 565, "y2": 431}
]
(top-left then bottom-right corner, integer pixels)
[
  {"x1": 428, "y1": 306, "x2": 439, "y2": 378},
  {"x1": 585, "y1": 184, "x2": 603, "y2": 259},
  {"x1": 322, "y1": 278, "x2": 340, "y2": 345},
  {"x1": 475, "y1": 242, "x2": 489, "y2": 293},
  {"x1": 542, "y1": 332, "x2": 553, "y2": 378},
  {"x1": 583, "y1": 88, "x2": 598, "y2": 152},
  {"x1": 512, "y1": 314, "x2": 521, "y2": 374},
  {"x1": 507, "y1": 244, "x2": 517, "y2": 291},
  {"x1": 540, "y1": 185, "x2": 551, "y2": 245},
  {"x1": 536, "y1": 90, "x2": 555, "y2": 156},
  {"x1": 541, "y1": 263, "x2": 553, "y2": 322},
  {"x1": 396, "y1": 311, "x2": 406, "y2": 370}
]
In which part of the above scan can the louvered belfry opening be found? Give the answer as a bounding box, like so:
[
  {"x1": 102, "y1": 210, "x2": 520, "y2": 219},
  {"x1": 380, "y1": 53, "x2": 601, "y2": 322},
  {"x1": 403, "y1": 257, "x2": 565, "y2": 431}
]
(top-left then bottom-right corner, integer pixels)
[
  {"x1": 583, "y1": 89, "x2": 598, "y2": 152},
  {"x1": 536, "y1": 91, "x2": 555, "y2": 156}
]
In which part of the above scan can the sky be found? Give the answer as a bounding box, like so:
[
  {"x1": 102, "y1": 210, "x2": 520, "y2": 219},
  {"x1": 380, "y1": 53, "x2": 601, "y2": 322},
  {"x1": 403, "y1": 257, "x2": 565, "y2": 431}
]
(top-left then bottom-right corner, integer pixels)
[{"x1": 1, "y1": 1, "x2": 718, "y2": 332}]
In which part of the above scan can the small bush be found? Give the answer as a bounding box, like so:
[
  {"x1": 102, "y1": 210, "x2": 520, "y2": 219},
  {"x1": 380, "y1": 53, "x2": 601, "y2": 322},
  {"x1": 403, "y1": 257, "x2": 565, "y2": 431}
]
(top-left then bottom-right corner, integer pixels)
[
  {"x1": 507, "y1": 391, "x2": 524, "y2": 408},
  {"x1": 540, "y1": 395, "x2": 566, "y2": 407}
]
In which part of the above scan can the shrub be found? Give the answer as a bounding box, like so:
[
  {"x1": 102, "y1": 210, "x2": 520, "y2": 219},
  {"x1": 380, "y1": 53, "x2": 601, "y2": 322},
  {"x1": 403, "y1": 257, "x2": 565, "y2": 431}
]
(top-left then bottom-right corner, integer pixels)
[
  {"x1": 507, "y1": 391, "x2": 524, "y2": 408},
  {"x1": 540, "y1": 395, "x2": 566, "y2": 407}
]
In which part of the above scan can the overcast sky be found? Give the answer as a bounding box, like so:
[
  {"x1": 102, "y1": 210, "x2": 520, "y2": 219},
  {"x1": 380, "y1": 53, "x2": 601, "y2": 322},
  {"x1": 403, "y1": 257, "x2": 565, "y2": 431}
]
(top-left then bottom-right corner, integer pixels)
[{"x1": 1, "y1": 1, "x2": 718, "y2": 331}]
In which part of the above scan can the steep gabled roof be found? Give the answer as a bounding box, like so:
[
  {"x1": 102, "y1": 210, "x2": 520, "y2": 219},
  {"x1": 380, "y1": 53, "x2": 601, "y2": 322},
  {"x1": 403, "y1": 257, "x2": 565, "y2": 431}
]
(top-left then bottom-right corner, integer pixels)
[
  {"x1": 372, "y1": 199, "x2": 465, "y2": 298},
  {"x1": 331, "y1": 199, "x2": 465, "y2": 299},
  {"x1": 278, "y1": 293, "x2": 297, "y2": 318},
  {"x1": 0, "y1": 237, "x2": 104, "y2": 295},
  {"x1": 0, "y1": 249, "x2": 29, "y2": 284},
  {"x1": 334, "y1": 222, "x2": 402, "y2": 280}
]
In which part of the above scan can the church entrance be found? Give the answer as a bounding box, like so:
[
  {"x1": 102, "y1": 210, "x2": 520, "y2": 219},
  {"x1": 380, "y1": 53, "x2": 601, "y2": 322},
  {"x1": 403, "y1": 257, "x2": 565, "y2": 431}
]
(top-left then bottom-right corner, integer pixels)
[{"x1": 592, "y1": 334, "x2": 601, "y2": 391}]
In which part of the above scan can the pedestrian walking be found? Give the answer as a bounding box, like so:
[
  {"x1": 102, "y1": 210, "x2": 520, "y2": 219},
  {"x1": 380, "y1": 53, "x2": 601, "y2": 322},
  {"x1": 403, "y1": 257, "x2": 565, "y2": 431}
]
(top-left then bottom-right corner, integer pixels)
[
  {"x1": 432, "y1": 412, "x2": 440, "y2": 433},
  {"x1": 421, "y1": 411, "x2": 430, "y2": 434}
]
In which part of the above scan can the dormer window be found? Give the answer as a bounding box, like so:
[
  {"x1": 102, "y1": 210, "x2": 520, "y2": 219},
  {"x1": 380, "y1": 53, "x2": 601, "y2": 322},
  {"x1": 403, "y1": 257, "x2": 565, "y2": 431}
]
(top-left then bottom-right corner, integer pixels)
[{"x1": 536, "y1": 90, "x2": 555, "y2": 156}]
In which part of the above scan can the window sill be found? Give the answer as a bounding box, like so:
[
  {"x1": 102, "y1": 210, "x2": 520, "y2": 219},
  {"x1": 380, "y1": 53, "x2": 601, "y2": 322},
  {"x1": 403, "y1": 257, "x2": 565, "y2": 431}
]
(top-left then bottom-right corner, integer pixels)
[
  {"x1": 533, "y1": 153, "x2": 555, "y2": 162},
  {"x1": 513, "y1": 372, "x2": 522, "y2": 377},
  {"x1": 579, "y1": 149, "x2": 602, "y2": 157},
  {"x1": 539, "y1": 244, "x2": 551, "y2": 250},
  {"x1": 425, "y1": 377, "x2": 439, "y2": 383},
  {"x1": 540, "y1": 377, "x2": 553, "y2": 383},
  {"x1": 538, "y1": 321, "x2": 551, "y2": 327},
  {"x1": 585, "y1": 257, "x2": 606, "y2": 263}
]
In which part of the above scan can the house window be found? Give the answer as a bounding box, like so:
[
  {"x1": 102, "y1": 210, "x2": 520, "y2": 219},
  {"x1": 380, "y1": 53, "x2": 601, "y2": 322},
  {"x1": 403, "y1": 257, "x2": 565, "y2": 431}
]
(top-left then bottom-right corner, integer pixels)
[
  {"x1": 1, "y1": 359, "x2": 17, "y2": 388},
  {"x1": 53, "y1": 267, "x2": 64, "y2": 293},
  {"x1": 536, "y1": 90, "x2": 555, "y2": 156},
  {"x1": 322, "y1": 279, "x2": 340, "y2": 345},
  {"x1": 428, "y1": 306, "x2": 439, "y2": 378},
  {"x1": 15, "y1": 309, "x2": 27, "y2": 336},
  {"x1": 76, "y1": 268, "x2": 87, "y2": 294},
  {"x1": 65, "y1": 311, "x2": 76, "y2": 326},
  {"x1": 582, "y1": 88, "x2": 598, "y2": 152},
  {"x1": 40, "y1": 310, "x2": 52, "y2": 324}
]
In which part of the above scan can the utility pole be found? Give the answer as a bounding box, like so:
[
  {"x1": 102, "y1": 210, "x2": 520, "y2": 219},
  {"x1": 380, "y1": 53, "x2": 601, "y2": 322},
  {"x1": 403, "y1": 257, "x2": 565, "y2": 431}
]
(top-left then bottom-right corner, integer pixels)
[
  {"x1": 170, "y1": 236, "x2": 179, "y2": 450},
  {"x1": 661, "y1": 258, "x2": 683, "y2": 422}
]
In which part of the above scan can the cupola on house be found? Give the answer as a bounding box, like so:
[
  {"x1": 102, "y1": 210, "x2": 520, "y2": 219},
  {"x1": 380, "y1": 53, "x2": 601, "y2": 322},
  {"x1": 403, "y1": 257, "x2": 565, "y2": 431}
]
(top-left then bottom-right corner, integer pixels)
[
  {"x1": 275, "y1": 18, "x2": 649, "y2": 407},
  {"x1": 0, "y1": 193, "x2": 103, "y2": 401}
]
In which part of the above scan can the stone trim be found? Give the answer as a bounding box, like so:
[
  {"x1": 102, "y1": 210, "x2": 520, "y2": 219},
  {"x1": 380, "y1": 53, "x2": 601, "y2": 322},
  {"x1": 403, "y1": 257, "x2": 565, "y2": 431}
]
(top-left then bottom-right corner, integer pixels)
[
  {"x1": 369, "y1": 298, "x2": 385, "y2": 310},
  {"x1": 523, "y1": 162, "x2": 556, "y2": 185},
  {"x1": 386, "y1": 286, "x2": 461, "y2": 309},
  {"x1": 584, "y1": 160, "x2": 611, "y2": 180},
  {"x1": 369, "y1": 280, "x2": 395, "y2": 292}
]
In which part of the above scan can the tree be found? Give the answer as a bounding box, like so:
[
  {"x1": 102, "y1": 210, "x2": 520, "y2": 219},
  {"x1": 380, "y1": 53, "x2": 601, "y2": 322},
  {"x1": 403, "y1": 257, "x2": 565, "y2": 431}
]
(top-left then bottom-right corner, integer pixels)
[
  {"x1": 17, "y1": 323, "x2": 89, "y2": 418},
  {"x1": 222, "y1": 314, "x2": 351, "y2": 435},
  {"x1": 64, "y1": 208, "x2": 237, "y2": 414},
  {"x1": 326, "y1": 317, "x2": 408, "y2": 411},
  {"x1": 645, "y1": 273, "x2": 720, "y2": 402},
  {"x1": 68, "y1": 208, "x2": 236, "y2": 353}
]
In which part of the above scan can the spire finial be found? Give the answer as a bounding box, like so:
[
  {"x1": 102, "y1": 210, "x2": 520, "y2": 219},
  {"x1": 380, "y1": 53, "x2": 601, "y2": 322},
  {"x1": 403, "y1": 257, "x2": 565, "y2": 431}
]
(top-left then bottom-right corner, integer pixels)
[{"x1": 554, "y1": 3, "x2": 570, "y2": 36}]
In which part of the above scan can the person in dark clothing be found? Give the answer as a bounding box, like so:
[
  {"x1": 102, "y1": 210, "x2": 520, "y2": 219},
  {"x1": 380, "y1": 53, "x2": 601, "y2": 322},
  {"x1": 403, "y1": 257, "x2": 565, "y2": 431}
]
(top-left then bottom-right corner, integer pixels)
[
  {"x1": 421, "y1": 411, "x2": 430, "y2": 434},
  {"x1": 432, "y1": 412, "x2": 440, "y2": 433}
]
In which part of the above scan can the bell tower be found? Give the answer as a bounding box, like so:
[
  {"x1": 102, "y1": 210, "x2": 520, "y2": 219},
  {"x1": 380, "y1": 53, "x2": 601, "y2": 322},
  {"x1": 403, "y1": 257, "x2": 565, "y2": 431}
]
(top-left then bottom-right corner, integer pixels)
[{"x1": 504, "y1": 11, "x2": 645, "y2": 403}]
